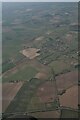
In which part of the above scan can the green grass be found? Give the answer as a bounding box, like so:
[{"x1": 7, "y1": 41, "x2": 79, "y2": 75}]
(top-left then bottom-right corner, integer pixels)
[
  {"x1": 3, "y1": 65, "x2": 38, "y2": 82},
  {"x1": 2, "y1": 62, "x2": 15, "y2": 73},
  {"x1": 49, "y1": 60, "x2": 71, "y2": 74},
  {"x1": 27, "y1": 97, "x2": 59, "y2": 112},
  {"x1": 5, "y1": 79, "x2": 58, "y2": 113},
  {"x1": 27, "y1": 96, "x2": 44, "y2": 111},
  {"x1": 61, "y1": 109, "x2": 78, "y2": 118},
  {"x1": 4, "y1": 78, "x2": 44, "y2": 113}
]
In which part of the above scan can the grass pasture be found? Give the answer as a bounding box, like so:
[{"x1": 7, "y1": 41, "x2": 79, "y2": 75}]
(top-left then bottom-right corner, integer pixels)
[
  {"x1": 49, "y1": 60, "x2": 71, "y2": 75},
  {"x1": 30, "y1": 110, "x2": 60, "y2": 118},
  {"x1": 2, "y1": 62, "x2": 15, "y2": 73},
  {"x1": 4, "y1": 78, "x2": 45, "y2": 113},
  {"x1": 4, "y1": 79, "x2": 59, "y2": 114},
  {"x1": 27, "y1": 80, "x2": 59, "y2": 112},
  {"x1": 60, "y1": 109, "x2": 78, "y2": 118},
  {"x1": 3, "y1": 65, "x2": 38, "y2": 82}
]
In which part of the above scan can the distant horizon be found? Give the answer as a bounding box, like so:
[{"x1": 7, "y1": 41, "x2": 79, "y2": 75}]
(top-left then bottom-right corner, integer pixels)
[{"x1": 1, "y1": 0, "x2": 79, "y2": 2}]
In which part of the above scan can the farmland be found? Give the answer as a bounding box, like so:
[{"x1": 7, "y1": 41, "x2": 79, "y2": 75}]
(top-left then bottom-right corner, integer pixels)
[
  {"x1": 59, "y1": 85, "x2": 78, "y2": 109},
  {"x1": 2, "y1": 2, "x2": 78, "y2": 119},
  {"x1": 3, "y1": 65, "x2": 38, "y2": 82},
  {"x1": 2, "y1": 82, "x2": 23, "y2": 112},
  {"x1": 20, "y1": 48, "x2": 40, "y2": 59},
  {"x1": 31, "y1": 110, "x2": 60, "y2": 118}
]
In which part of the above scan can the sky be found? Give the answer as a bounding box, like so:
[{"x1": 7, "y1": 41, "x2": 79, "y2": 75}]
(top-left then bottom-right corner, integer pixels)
[{"x1": 1, "y1": 0, "x2": 79, "y2": 2}]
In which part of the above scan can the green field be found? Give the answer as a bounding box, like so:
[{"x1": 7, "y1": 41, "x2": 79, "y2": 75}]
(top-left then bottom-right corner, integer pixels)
[
  {"x1": 3, "y1": 65, "x2": 38, "y2": 82},
  {"x1": 61, "y1": 109, "x2": 78, "y2": 118},
  {"x1": 5, "y1": 78, "x2": 45, "y2": 113},
  {"x1": 49, "y1": 60, "x2": 71, "y2": 74},
  {"x1": 4, "y1": 79, "x2": 59, "y2": 114}
]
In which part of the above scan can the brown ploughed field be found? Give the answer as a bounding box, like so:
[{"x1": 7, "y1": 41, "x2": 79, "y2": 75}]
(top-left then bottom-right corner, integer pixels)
[
  {"x1": 2, "y1": 82, "x2": 23, "y2": 112},
  {"x1": 56, "y1": 71, "x2": 78, "y2": 90},
  {"x1": 59, "y1": 85, "x2": 78, "y2": 109}
]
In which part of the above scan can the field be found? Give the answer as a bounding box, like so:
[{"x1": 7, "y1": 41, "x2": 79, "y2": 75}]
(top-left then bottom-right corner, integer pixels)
[
  {"x1": 4, "y1": 78, "x2": 45, "y2": 113},
  {"x1": 56, "y1": 70, "x2": 78, "y2": 90},
  {"x1": 60, "y1": 109, "x2": 78, "y2": 118},
  {"x1": 3, "y1": 65, "x2": 38, "y2": 82},
  {"x1": 59, "y1": 85, "x2": 78, "y2": 109},
  {"x1": 2, "y1": 2, "x2": 78, "y2": 119},
  {"x1": 20, "y1": 48, "x2": 40, "y2": 59},
  {"x1": 35, "y1": 72, "x2": 48, "y2": 80},
  {"x1": 27, "y1": 80, "x2": 59, "y2": 111},
  {"x1": 36, "y1": 81, "x2": 56, "y2": 103},
  {"x1": 31, "y1": 110, "x2": 60, "y2": 118},
  {"x1": 49, "y1": 58, "x2": 73, "y2": 73},
  {"x1": 2, "y1": 82, "x2": 23, "y2": 112},
  {"x1": 4, "y1": 79, "x2": 58, "y2": 113}
]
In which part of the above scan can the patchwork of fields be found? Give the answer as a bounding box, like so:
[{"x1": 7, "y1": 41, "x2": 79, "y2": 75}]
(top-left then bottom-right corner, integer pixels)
[{"x1": 2, "y1": 2, "x2": 78, "y2": 119}]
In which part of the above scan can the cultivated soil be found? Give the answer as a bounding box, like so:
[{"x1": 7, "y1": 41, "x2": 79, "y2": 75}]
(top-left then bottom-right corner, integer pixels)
[
  {"x1": 56, "y1": 71, "x2": 78, "y2": 90},
  {"x1": 2, "y1": 82, "x2": 23, "y2": 112},
  {"x1": 20, "y1": 48, "x2": 40, "y2": 59},
  {"x1": 59, "y1": 85, "x2": 78, "y2": 109}
]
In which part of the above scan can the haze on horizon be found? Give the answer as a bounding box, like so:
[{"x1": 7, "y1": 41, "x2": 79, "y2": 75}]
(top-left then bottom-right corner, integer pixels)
[{"x1": 1, "y1": 0, "x2": 79, "y2": 2}]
